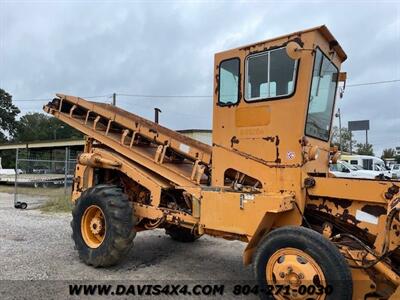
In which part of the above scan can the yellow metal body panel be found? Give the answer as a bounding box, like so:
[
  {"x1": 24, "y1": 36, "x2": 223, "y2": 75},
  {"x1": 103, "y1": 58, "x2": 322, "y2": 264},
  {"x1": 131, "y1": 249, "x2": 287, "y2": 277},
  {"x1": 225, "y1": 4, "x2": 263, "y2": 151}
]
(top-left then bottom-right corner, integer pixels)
[
  {"x1": 309, "y1": 177, "x2": 390, "y2": 203},
  {"x1": 235, "y1": 106, "x2": 271, "y2": 127},
  {"x1": 200, "y1": 190, "x2": 295, "y2": 236}
]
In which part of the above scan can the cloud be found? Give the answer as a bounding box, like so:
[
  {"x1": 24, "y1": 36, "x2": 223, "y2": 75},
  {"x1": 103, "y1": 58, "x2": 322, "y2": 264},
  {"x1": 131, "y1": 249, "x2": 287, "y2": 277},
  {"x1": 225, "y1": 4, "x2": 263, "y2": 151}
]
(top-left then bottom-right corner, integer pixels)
[{"x1": 0, "y1": 0, "x2": 399, "y2": 155}]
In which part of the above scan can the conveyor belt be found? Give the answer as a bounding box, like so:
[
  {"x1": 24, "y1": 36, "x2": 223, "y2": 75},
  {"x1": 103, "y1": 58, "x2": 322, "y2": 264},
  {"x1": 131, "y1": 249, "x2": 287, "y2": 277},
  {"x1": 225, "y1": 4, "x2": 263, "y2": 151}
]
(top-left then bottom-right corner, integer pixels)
[{"x1": 43, "y1": 94, "x2": 212, "y2": 186}]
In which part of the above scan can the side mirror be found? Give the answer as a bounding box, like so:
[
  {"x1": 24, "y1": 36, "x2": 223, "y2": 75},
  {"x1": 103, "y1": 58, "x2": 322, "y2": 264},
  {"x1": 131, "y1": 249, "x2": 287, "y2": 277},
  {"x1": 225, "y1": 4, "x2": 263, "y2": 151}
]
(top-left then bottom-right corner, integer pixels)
[
  {"x1": 308, "y1": 145, "x2": 320, "y2": 161},
  {"x1": 331, "y1": 149, "x2": 341, "y2": 164},
  {"x1": 286, "y1": 41, "x2": 303, "y2": 60}
]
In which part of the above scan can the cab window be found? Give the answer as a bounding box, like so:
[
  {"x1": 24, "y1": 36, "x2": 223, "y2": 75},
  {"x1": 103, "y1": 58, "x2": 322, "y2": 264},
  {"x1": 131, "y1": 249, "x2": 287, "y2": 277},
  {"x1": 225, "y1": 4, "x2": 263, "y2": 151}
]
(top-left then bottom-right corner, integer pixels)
[
  {"x1": 245, "y1": 47, "x2": 298, "y2": 101},
  {"x1": 305, "y1": 48, "x2": 338, "y2": 141},
  {"x1": 218, "y1": 58, "x2": 240, "y2": 105}
]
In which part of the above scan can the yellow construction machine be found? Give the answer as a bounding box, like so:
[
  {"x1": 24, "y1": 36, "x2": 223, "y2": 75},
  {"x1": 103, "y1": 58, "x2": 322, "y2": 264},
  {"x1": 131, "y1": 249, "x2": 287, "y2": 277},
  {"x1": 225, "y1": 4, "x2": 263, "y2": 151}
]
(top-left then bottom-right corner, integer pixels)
[{"x1": 44, "y1": 25, "x2": 399, "y2": 299}]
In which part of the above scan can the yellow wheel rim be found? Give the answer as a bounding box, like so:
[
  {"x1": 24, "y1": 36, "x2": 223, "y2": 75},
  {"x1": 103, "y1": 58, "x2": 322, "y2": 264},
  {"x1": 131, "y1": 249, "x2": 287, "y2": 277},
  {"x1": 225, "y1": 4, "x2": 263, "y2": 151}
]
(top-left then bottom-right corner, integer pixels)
[
  {"x1": 266, "y1": 247, "x2": 326, "y2": 300},
  {"x1": 81, "y1": 205, "x2": 106, "y2": 248}
]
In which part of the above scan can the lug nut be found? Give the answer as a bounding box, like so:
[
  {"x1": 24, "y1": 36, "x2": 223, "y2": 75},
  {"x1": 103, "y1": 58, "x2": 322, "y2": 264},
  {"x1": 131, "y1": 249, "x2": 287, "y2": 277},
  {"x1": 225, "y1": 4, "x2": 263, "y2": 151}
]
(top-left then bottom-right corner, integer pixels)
[
  {"x1": 279, "y1": 272, "x2": 285, "y2": 278},
  {"x1": 298, "y1": 273, "x2": 304, "y2": 279},
  {"x1": 287, "y1": 267, "x2": 293, "y2": 272}
]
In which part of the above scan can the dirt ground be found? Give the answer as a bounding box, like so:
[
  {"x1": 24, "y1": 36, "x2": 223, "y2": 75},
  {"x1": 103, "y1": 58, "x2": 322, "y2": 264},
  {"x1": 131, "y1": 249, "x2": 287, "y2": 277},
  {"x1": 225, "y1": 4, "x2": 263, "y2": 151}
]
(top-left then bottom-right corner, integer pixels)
[{"x1": 0, "y1": 192, "x2": 255, "y2": 299}]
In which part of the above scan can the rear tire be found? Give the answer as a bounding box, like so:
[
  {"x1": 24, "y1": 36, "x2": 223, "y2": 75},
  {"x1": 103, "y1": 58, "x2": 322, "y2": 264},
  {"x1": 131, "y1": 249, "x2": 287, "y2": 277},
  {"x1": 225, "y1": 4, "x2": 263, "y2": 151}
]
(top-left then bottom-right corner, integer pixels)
[
  {"x1": 166, "y1": 225, "x2": 200, "y2": 242},
  {"x1": 253, "y1": 226, "x2": 352, "y2": 300},
  {"x1": 71, "y1": 185, "x2": 136, "y2": 267}
]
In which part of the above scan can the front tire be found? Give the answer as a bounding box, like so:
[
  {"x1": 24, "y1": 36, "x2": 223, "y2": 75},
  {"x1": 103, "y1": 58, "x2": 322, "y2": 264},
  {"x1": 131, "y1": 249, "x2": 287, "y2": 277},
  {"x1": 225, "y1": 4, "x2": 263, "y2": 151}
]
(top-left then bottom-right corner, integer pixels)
[
  {"x1": 253, "y1": 226, "x2": 352, "y2": 300},
  {"x1": 71, "y1": 185, "x2": 136, "y2": 267}
]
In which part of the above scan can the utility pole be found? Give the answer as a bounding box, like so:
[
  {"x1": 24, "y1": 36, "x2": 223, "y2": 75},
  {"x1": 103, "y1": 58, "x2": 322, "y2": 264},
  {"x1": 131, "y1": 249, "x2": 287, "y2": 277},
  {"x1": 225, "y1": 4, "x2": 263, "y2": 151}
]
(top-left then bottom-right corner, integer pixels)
[
  {"x1": 335, "y1": 108, "x2": 342, "y2": 151},
  {"x1": 112, "y1": 93, "x2": 116, "y2": 106},
  {"x1": 350, "y1": 130, "x2": 353, "y2": 155},
  {"x1": 53, "y1": 125, "x2": 65, "y2": 140}
]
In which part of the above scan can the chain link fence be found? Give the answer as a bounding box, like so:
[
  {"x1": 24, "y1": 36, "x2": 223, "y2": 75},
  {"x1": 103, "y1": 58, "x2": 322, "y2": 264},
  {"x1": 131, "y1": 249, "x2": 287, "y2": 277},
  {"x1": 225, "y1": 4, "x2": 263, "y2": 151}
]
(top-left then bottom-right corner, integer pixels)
[{"x1": 9, "y1": 147, "x2": 80, "y2": 209}]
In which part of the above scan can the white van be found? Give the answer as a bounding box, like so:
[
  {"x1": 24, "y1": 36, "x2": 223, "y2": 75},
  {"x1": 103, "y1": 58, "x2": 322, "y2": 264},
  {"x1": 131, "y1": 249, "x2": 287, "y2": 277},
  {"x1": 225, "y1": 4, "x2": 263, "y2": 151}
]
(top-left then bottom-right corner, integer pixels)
[
  {"x1": 340, "y1": 155, "x2": 392, "y2": 178},
  {"x1": 341, "y1": 155, "x2": 385, "y2": 171},
  {"x1": 330, "y1": 160, "x2": 388, "y2": 179}
]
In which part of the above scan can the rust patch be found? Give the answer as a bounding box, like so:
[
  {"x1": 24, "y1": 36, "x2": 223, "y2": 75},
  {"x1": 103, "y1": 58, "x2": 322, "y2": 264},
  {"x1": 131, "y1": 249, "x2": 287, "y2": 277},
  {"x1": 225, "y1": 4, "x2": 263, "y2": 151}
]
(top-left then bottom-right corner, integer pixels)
[
  {"x1": 339, "y1": 209, "x2": 360, "y2": 226},
  {"x1": 330, "y1": 198, "x2": 352, "y2": 209}
]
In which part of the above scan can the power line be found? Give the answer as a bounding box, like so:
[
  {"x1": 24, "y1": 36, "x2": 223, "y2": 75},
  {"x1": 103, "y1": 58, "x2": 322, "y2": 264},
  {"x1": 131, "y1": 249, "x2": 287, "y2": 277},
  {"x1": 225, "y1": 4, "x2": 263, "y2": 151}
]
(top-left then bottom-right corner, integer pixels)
[
  {"x1": 116, "y1": 98, "x2": 209, "y2": 120},
  {"x1": 117, "y1": 93, "x2": 211, "y2": 98},
  {"x1": 10, "y1": 78, "x2": 400, "y2": 102},
  {"x1": 347, "y1": 79, "x2": 400, "y2": 87},
  {"x1": 12, "y1": 94, "x2": 110, "y2": 102}
]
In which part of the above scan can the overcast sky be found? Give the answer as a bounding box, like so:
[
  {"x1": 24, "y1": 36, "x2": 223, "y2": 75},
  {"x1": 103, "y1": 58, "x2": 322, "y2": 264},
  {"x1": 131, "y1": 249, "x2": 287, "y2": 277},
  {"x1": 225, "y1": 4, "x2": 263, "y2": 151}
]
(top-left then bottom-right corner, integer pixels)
[{"x1": 0, "y1": 0, "x2": 399, "y2": 155}]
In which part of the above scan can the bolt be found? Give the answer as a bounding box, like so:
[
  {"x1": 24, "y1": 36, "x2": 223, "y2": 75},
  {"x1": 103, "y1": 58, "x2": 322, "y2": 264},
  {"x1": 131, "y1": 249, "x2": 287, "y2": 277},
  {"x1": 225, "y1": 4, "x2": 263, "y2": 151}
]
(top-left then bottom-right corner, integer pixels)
[
  {"x1": 287, "y1": 267, "x2": 293, "y2": 272},
  {"x1": 385, "y1": 192, "x2": 394, "y2": 200},
  {"x1": 298, "y1": 273, "x2": 304, "y2": 279},
  {"x1": 279, "y1": 272, "x2": 285, "y2": 278}
]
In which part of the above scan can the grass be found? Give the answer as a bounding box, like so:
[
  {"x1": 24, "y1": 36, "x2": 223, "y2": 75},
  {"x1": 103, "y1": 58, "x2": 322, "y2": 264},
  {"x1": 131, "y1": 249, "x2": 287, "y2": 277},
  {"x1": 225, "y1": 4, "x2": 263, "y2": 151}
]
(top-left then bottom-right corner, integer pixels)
[
  {"x1": 0, "y1": 185, "x2": 73, "y2": 212},
  {"x1": 40, "y1": 195, "x2": 73, "y2": 213},
  {"x1": 0, "y1": 185, "x2": 66, "y2": 197}
]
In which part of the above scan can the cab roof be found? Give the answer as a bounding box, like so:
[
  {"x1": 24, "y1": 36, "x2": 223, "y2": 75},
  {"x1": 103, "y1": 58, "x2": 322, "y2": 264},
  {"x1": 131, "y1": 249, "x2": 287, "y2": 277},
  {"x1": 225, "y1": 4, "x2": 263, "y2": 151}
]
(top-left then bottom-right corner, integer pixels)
[{"x1": 218, "y1": 25, "x2": 347, "y2": 62}]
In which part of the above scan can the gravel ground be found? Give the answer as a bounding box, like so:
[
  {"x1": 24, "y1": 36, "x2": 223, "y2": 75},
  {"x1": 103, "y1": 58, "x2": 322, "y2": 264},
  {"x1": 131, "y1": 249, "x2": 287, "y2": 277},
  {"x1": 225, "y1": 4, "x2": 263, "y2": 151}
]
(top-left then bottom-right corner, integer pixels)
[{"x1": 0, "y1": 192, "x2": 255, "y2": 299}]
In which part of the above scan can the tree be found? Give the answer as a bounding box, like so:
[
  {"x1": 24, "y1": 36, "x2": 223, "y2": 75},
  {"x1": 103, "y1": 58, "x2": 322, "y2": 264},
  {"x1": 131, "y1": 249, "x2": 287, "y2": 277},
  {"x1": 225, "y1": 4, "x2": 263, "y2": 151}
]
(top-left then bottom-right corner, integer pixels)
[
  {"x1": 0, "y1": 131, "x2": 6, "y2": 143},
  {"x1": 382, "y1": 148, "x2": 396, "y2": 159},
  {"x1": 0, "y1": 89, "x2": 20, "y2": 139},
  {"x1": 356, "y1": 143, "x2": 374, "y2": 156},
  {"x1": 15, "y1": 113, "x2": 83, "y2": 142},
  {"x1": 331, "y1": 126, "x2": 357, "y2": 153}
]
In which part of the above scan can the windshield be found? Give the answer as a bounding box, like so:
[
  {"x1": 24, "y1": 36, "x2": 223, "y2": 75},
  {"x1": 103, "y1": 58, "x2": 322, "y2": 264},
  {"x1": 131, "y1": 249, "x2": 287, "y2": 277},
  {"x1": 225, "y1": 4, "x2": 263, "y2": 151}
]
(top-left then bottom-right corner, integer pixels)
[
  {"x1": 330, "y1": 161, "x2": 358, "y2": 172},
  {"x1": 305, "y1": 48, "x2": 338, "y2": 141},
  {"x1": 375, "y1": 164, "x2": 387, "y2": 171},
  {"x1": 340, "y1": 161, "x2": 358, "y2": 171}
]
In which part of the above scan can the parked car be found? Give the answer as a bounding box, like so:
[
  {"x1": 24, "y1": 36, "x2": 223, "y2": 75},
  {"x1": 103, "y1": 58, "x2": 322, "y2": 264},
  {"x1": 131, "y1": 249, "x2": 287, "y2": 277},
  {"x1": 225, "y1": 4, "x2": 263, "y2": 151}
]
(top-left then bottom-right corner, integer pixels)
[
  {"x1": 330, "y1": 160, "x2": 390, "y2": 179},
  {"x1": 391, "y1": 164, "x2": 400, "y2": 179}
]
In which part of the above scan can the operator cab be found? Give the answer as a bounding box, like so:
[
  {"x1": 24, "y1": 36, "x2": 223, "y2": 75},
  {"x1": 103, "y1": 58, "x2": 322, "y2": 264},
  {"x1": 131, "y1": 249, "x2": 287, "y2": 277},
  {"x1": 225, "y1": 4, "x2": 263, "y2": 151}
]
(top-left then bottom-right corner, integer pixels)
[{"x1": 212, "y1": 25, "x2": 347, "y2": 188}]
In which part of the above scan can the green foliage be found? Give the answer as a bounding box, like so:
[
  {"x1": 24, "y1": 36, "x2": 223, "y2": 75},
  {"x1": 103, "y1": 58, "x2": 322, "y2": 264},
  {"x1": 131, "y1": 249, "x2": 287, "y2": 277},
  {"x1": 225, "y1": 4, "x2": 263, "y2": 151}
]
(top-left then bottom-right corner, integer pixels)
[
  {"x1": 382, "y1": 148, "x2": 396, "y2": 159},
  {"x1": 0, "y1": 89, "x2": 20, "y2": 139},
  {"x1": 356, "y1": 143, "x2": 374, "y2": 156},
  {"x1": 0, "y1": 131, "x2": 6, "y2": 143},
  {"x1": 331, "y1": 126, "x2": 357, "y2": 153},
  {"x1": 0, "y1": 150, "x2": 16, "y2": 168},
  {"x1": 15, "y1": 112, "x2": 83, "y2": 142}
]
